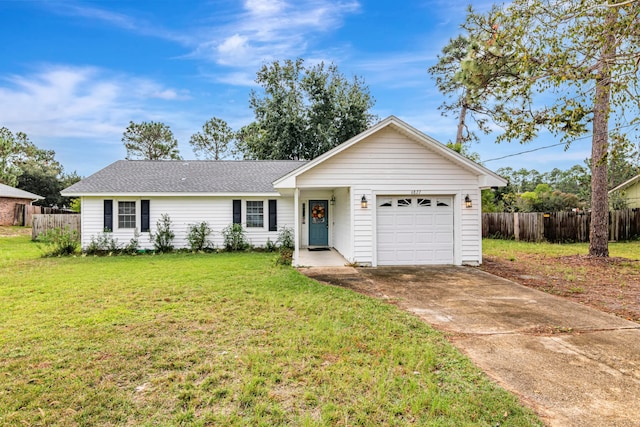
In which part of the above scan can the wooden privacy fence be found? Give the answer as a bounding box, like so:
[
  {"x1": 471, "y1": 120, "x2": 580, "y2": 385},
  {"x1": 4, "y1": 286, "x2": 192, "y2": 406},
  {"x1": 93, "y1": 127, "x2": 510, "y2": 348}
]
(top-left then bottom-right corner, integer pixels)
[
  {"x1": 14, "y1": 204, "x2": 73, "y2": 227},
  {"x1": 32, "y1": 214, "x2": 81, "y2": 240},
  {"x1": 482, "y1": 209, "x2": 640, "y2": 243}
]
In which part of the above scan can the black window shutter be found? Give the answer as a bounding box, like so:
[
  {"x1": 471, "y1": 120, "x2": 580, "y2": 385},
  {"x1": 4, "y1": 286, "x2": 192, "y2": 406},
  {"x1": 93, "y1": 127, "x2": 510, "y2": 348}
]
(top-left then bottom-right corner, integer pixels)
[
  {"x1": 233, "y1": 200, "x2": 241, "y2": 224},
  {"x1": 268, "y1": 199, "x2": 277, "y2": 231},
  {"x1": 141, "y1": 200, "x2": 150, "y2": 232},
  {"x1": 104, "y1": 200, "x2": 113, "y2": 232}
]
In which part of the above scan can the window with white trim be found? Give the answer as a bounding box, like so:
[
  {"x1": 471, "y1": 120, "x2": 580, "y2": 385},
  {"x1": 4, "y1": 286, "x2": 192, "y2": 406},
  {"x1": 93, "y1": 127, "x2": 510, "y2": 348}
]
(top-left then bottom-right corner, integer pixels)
[
  {"x1": 118, "y1": 201, "x2": 136, "y2": 229},
  {"x1": 246, "y1": 201, "x2": 264, "y2": 228}
]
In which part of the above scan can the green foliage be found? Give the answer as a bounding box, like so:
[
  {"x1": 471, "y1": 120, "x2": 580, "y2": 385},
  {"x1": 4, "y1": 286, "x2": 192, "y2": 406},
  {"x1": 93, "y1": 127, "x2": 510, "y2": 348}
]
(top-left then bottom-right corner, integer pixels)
[
  {"x1": 275, "y1": 248, "x2": 293, "y2": 266},
  {"x1": 276, "y1": 226, "x2": 294, "y2": 250},
  {"x1": 0, "y1": 127, "x2": 30, "y2": 186},
  {"x1": 39, "y1": 226, "x2": 80, "y2": 256},
  {"x1": 122, "y1": 121, "x2": 181, "y2": 160},
  {"x1": 86, "y1": 230, "x2": 140, "y2": 255},
  {"x1": 0, "y1": 126, "x2": 80, "y2": 207},
  {"x1": 264, "y1": 238, "x2": 277, "y2": 252},
  {"x1": 189, "y1": 117, "x2": 234, "y2": 160},
  {"x1": 186, "y1": 221, "x2": 213, "y2": 252},
  {"x1": 481, "y1": 188, "x2": 501, "y2": 213},
  {"x1": 513, "y1": 185, "x2": 581, "y2": 212},
  {"x1": 494, "y1": 165, "x2": 592, "y2": 212},
  {"x1": 241, "y1": 58, "x2": 376, "y2": 160},
  {"x1": 69, "y1": 198, "x2": 81, "y2": 213},
  {"x1": 86, "y1": 231, "x2": 120, "y2": 255},
  {"x1": 609, "y1": 190, "x2": 629, "y2": 210},
  {"x1": 122, "y1": 230, "x2": 141, "y2": 255},
  {"x1": 438, "y1": 1, "x2": 640, "y2": 255},
  {"x1": 221, "y1": 223, "x2": 249, "y2": 251},
  {"x1": 151, "y1": 214, "x2": 175, "y2": 253}
]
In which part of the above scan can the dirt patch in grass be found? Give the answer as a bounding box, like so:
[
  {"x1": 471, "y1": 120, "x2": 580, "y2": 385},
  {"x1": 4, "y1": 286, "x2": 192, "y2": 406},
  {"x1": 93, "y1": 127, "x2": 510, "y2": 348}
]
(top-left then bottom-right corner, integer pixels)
[
  {"x1": 480, "y1": 253, "x2": 640, "y2": 323},
  {"x1": 0, "y1": 226, "x2": 31, "y2": 237}
]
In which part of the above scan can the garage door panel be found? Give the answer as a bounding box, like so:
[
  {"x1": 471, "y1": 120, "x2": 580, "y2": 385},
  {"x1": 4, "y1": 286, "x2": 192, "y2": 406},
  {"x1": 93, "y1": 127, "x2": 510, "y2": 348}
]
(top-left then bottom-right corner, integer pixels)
[
  {"x1": 415, "y1": 232, "x2": 434, "y2": 244},
  {"x1": 415, "y1": 215, "x2": 434, "y2": 226},
  {"x1": 395, "y1": 232, "x2": 415, "y2": 244},
  {"x1": 377, "y1": 232, "x2": 395, "y2": 244},
  {"x1": 435, "y1": 232, "x2": 452, "y2": 243},
  {"x1": 435, "y1": 214, "x2": 453, "y2": 225},
  {"x1": 377, "y1": 196, "x2": 453, "y2": 265},
  {"x1": 377, "y1": 215, "x2": 395, "y2": 226},
  {"x1": 395, "y1": 215, "x2": 414, "y2": 226}
]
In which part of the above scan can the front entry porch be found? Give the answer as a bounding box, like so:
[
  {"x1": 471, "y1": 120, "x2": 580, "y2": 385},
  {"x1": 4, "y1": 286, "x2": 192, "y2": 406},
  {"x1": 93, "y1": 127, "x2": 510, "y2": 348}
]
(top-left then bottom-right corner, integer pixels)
[{"x1": 296, "y1": 248, "x2": 349, "y2": 267}]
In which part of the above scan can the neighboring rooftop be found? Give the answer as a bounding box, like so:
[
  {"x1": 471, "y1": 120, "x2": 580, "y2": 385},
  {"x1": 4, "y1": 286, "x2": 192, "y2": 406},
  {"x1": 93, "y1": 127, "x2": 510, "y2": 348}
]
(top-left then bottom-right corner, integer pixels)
[
  {"x1": 0, "y1": 183, "x2": 43, "y2": 200},
  {"x1": 61, "y1": 160, "x2": 307, "y2": 195},
  {"x1": 609, "y1": 174, "x2": 640, "y2": 193}
]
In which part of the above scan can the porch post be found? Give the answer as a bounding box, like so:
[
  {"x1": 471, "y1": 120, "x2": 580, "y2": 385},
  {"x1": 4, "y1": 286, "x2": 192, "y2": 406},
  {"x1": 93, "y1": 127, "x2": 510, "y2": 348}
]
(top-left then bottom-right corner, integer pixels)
[{"x1": 293, "y1": 188, "x2": 300, "y2": 266}]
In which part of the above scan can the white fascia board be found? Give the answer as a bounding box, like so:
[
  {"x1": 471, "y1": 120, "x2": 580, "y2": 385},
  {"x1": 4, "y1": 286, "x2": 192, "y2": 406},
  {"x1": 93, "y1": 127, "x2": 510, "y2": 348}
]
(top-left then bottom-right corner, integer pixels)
[
  {"x1": 273, "y1": 175, "x2": 297, "y2": 189},
  {"x1": 479, "y1": 174, "x2": 508, "y2": 188},
  {"x1": 609, "y1": 174, "x2": 640, "y2": 193},
  {"x1": 61, "y1": 192, "x2": 283, "y2": 198}
]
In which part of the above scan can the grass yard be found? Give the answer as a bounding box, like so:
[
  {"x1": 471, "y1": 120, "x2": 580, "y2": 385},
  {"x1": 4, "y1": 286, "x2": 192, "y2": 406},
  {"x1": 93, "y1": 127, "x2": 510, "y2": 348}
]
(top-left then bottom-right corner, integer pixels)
[
  {"x1": 0, "y1": 233, "x2": 541, "y2": 426},
  {"x1": 482, "y1": 238, "x2": 640, "y2": 260},
  {"x1": 482, "y1": 239, "x2": 640, "y2": 322}
]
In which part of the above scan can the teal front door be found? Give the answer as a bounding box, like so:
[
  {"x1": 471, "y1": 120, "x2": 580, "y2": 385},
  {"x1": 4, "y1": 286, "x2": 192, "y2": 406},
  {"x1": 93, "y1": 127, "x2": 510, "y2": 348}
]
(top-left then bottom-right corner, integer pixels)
[{"x1": 309, "y1": 200, "x2": 329, "y2": 246}]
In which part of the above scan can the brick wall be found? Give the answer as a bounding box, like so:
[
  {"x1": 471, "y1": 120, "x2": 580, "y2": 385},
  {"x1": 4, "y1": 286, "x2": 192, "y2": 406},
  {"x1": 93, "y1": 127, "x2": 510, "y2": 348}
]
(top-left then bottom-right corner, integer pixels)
[{"x1": 0, "y1": 197, "x2": 31, "y2": 226}]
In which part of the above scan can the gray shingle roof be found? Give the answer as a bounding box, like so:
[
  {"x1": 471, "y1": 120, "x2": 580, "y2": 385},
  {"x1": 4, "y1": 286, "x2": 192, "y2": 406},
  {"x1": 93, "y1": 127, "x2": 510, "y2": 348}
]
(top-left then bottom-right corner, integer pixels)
[
  {"x1": 62, "y1": 160, "x2": 307, "y2": 195},
  {"x1": 0, "y1": 183, "x2": 43, "y2": 199}
]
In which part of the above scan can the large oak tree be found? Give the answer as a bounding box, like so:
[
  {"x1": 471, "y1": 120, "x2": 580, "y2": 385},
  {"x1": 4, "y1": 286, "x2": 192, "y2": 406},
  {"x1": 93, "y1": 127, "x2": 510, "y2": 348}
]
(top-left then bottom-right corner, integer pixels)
[{"x1": 239, "y1": 58, "x2": 376, "y2": 160}]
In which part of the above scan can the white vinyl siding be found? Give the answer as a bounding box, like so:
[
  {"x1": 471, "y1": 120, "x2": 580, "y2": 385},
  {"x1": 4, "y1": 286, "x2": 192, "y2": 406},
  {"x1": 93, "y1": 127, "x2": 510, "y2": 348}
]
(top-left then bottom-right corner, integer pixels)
[
  {"x1": 296, "y1": 127, "x2": 482, "y2": 266},
  {"x1": 80, "y1": 196, "x2": 294, "y2": 250}
]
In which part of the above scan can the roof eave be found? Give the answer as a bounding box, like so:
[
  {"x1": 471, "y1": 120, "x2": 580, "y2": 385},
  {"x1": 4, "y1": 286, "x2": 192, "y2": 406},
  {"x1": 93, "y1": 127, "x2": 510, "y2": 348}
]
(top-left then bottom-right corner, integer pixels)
[
  {"x1": 609, "y1": 174, "x2": 640, "y2": 193},
  {"x1": 61, "y1": 191, "x2": 284, "y2": 198}
]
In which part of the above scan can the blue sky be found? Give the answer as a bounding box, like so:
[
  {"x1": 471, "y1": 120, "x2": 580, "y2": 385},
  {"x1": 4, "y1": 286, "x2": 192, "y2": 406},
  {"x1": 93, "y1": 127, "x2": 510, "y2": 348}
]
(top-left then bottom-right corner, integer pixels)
[{"x1": 0, "y1": 0, "x2": 593, "y2": 177}]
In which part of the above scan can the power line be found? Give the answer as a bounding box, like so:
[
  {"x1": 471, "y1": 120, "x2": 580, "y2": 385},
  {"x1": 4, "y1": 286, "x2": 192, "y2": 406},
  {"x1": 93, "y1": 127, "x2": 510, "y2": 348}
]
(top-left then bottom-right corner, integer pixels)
[{"x1": 481, "y1": 122, "x2": 638, "y2": 163}]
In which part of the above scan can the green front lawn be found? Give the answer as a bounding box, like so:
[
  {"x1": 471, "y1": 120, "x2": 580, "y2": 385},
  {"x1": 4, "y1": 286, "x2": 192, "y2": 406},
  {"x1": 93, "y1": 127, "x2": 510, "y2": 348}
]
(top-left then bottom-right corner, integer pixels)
[{"x1": 0, "y1": 235, "x2": 541, "y2": 426}]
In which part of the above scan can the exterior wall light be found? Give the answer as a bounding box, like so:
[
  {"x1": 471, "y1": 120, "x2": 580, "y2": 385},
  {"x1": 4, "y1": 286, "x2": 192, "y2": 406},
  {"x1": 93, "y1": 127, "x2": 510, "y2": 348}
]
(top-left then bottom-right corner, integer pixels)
[
  {"x1": 465, "y1": 194, "x2": 472, "y2": 208},
  {"x1": 330, "y1": 194, "x2": 336, "y2": 205},
  {"x1": 361, "y1": 195, "x2": 368, "y2": 209}
]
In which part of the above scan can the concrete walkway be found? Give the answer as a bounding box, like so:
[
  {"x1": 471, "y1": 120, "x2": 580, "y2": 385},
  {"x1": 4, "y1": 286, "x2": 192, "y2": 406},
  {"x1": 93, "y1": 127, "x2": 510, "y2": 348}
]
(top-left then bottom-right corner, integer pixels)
[{"x1": 302, "y1": 265, "x2": 640, "y2": 427}]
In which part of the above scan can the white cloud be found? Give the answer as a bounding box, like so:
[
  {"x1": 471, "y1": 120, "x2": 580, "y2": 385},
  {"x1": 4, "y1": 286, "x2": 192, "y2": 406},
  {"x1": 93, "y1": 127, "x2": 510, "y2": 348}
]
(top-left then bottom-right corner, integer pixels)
[
  {"x1": 48, "y1": 2, "x2": 193, "y2": 45},
  {"x1": 244, "y1": 0, "x2": 286, "y2": 16},
  {"x1": 0, "y1": 65, "x2": 188, "y2": 140},
  {"x1": 193, "y1": 0, "x2": 361, "y2": 69}
]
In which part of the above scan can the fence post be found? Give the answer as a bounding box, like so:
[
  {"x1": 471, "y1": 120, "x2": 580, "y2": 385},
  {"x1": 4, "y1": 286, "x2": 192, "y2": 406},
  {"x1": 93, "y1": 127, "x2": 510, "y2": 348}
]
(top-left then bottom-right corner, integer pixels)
[{"x1": 513, "y1": 212, "x2": 520, "y2": 241}]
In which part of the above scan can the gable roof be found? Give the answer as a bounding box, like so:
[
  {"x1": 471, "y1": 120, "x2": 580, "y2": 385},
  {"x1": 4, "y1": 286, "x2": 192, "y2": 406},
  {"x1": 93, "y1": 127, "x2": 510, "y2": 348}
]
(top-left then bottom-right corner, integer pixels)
[
  {"x1": 0, "y1": 183, "x2": 43, "y2": 200},
  {"x1": 61, "y1": 160, "x2": 307, "y2": 196},
  {"x1": 273, "y1": 115, "x2": 507, "y2": 189},
  {"x1": 609, "y1": 174, "x2": 640, "y2": 194}
]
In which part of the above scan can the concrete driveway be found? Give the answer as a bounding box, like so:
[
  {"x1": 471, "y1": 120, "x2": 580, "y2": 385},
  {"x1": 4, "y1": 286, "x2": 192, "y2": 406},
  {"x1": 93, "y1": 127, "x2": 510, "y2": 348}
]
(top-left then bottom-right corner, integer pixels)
[{"x1": 301, "y1": 265, "x2": 640, "y2": 427}]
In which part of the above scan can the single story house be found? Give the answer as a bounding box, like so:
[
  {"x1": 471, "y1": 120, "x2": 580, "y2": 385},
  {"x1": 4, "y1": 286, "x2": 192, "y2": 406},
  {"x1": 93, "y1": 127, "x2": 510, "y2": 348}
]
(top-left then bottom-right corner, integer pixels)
[
  {"x1": 0, "y1": 183, "x2": 43, "y2": 226},
  {"x1": 609, "y1": 174, "x2": 640, "y2": 209},
  {"x1": 62, "y1": 116, "x2": 506, "y2": 266}
]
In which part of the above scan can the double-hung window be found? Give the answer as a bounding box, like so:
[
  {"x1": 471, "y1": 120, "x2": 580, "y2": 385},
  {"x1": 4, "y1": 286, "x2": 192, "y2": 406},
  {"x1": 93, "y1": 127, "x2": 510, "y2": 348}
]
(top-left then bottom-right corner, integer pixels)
[
  {"x1": 118, "y1": 201, "x2": 136, "y2": 229},
  {"x1": 246, "y1": 201, "x2": 264, "y2": 228}
]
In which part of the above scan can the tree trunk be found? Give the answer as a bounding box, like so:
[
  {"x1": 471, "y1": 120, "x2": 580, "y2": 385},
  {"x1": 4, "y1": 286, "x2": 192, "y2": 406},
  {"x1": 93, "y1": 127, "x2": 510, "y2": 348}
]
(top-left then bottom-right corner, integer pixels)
[
  {"x1": 589, "y1": 7, "x2": 618, "y2": 257},
  {"x1": 455, "y1": 100, "x2": 469, "y2": 146}
]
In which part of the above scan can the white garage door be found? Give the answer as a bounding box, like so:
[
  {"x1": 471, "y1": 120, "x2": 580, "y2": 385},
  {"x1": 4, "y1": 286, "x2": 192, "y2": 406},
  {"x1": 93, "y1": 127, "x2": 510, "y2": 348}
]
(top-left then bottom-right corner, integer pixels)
[{"x1": 377, "y1": 196, "x2": 454, "y2": 265}]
